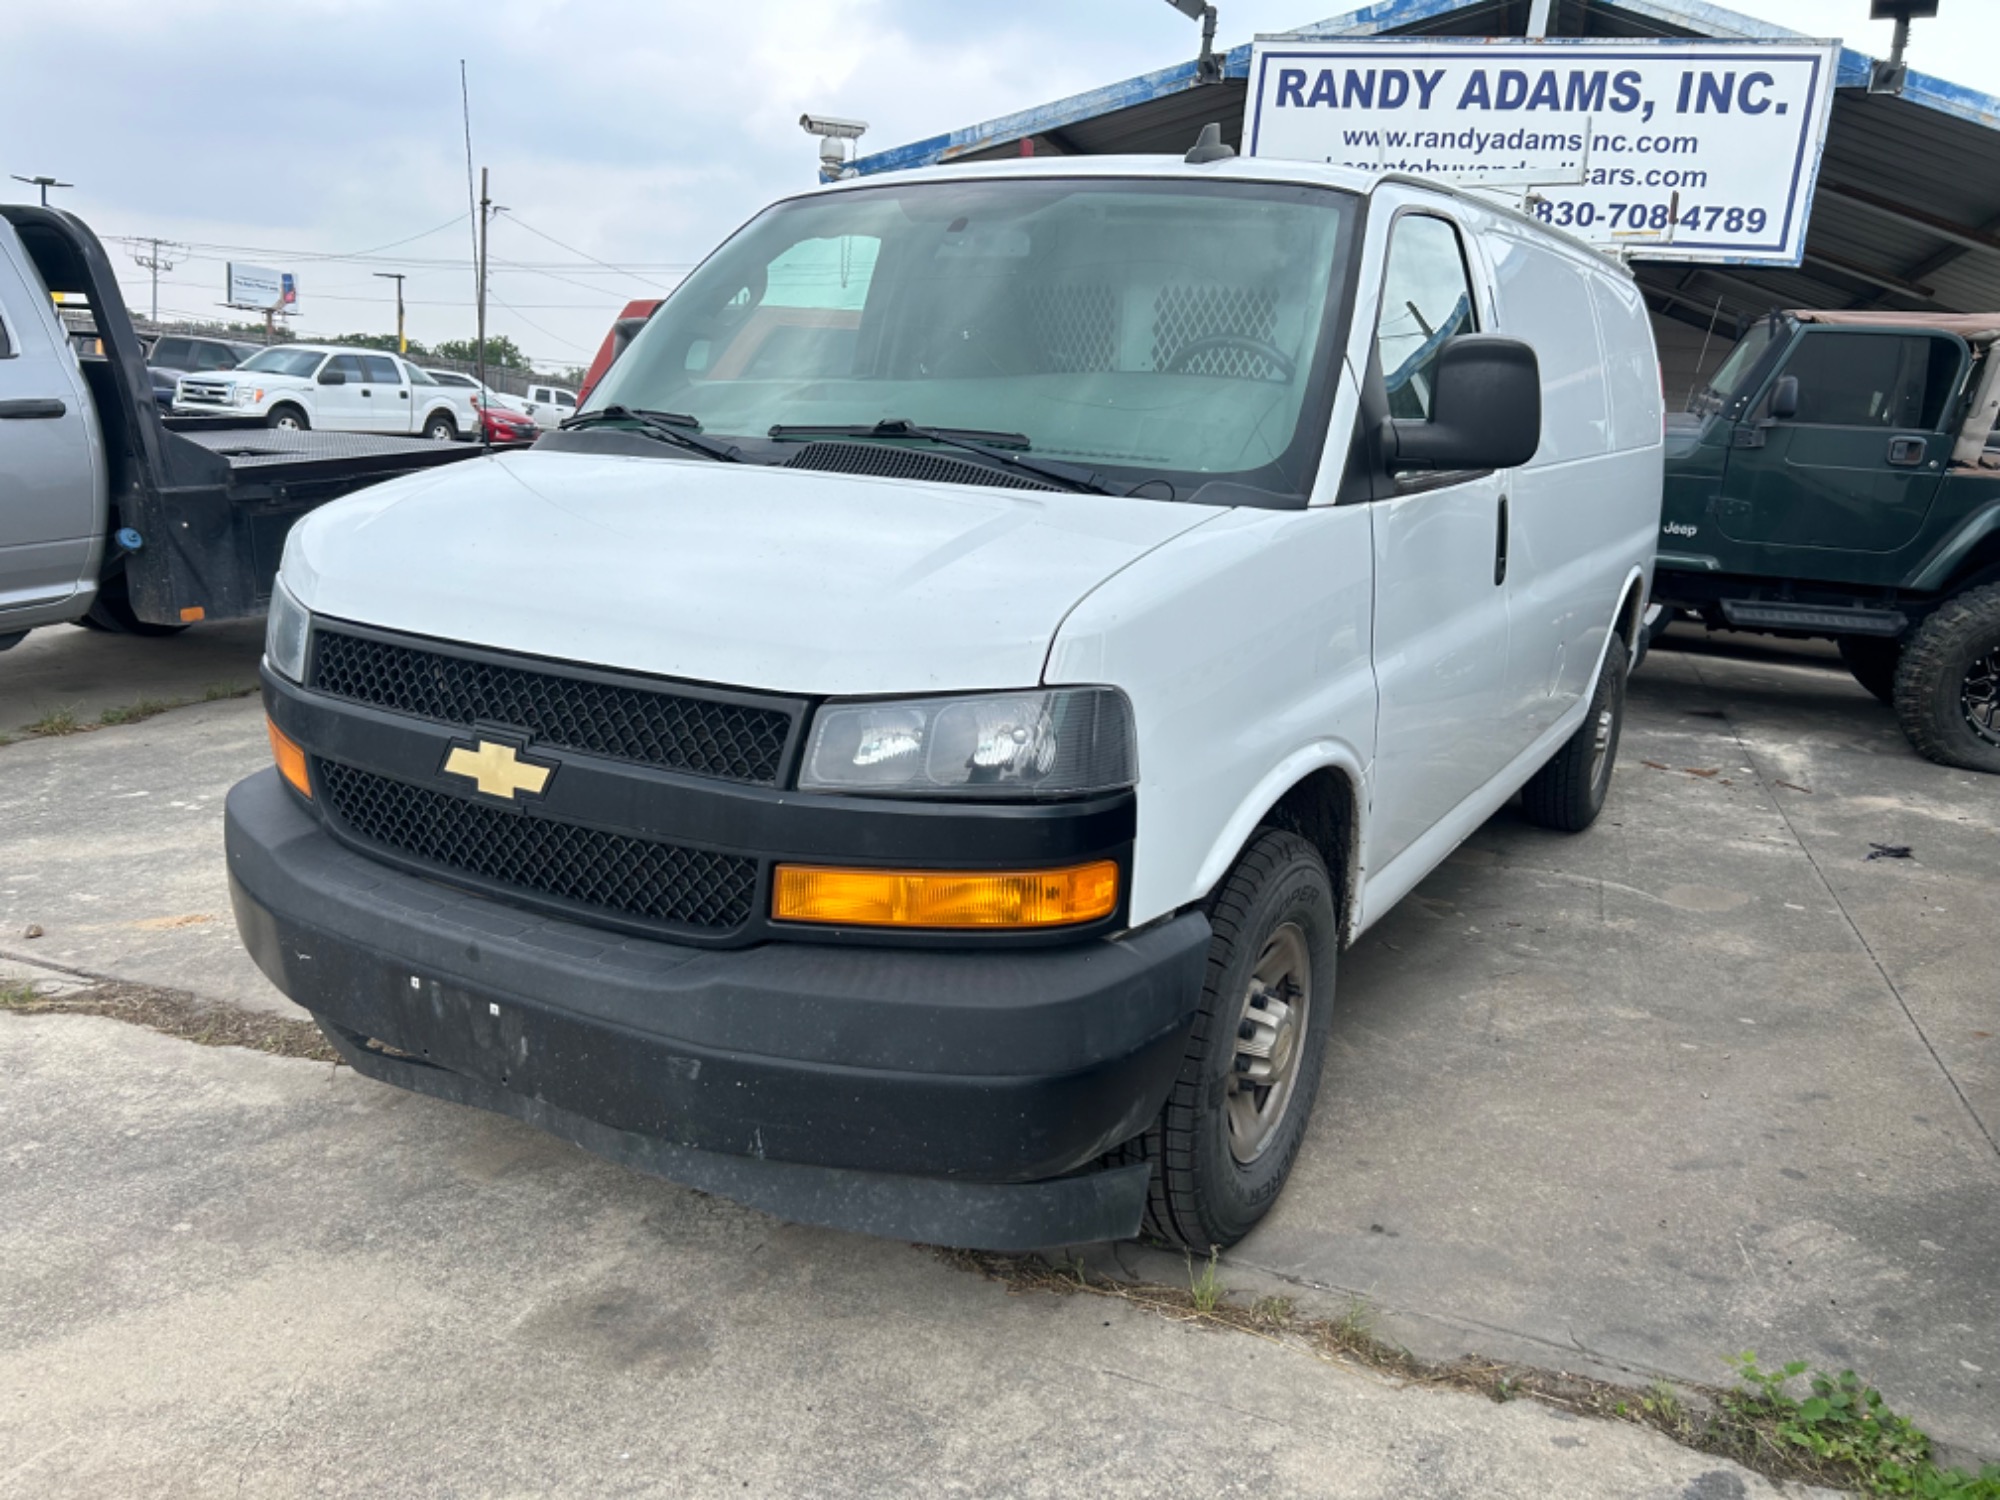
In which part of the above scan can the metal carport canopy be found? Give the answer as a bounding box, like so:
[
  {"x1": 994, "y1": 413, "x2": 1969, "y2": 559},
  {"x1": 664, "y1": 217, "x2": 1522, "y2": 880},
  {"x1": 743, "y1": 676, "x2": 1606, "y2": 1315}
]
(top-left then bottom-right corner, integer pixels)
[{"x1": 849, "y1": 0, "x2": 2000, "y2": 352}]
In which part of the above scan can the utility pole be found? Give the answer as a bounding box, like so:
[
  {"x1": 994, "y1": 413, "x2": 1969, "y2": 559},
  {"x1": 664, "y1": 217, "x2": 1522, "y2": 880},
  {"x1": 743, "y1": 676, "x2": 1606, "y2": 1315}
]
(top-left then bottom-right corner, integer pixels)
[
  {"x1": 476, "y1": 167, "x2": 490, "y2": 410},
  {"x1": 10, "y1": 174, "x2": 73, "y2": 207},
  {"x1": 130, "y1": 238, "x2": 182, "y2": 322},
  {"x1": 374, "y1": 271, "x2": 407, "y2": 353}
]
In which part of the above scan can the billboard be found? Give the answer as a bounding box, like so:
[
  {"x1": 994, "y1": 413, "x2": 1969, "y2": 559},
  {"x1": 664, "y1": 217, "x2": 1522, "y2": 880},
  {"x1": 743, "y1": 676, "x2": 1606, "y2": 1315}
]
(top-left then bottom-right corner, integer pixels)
[
  {"x1": 226, "y1": 262, "x2": 299, "y2": 312},
  {"x1": 1245, "y1": 39, "x2": 1839, "y2": 265}
]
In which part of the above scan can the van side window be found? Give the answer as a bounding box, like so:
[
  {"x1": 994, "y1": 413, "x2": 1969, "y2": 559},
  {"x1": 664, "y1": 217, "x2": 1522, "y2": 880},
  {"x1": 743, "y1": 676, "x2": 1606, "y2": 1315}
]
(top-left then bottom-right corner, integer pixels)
[
  {"x1": 1375, "y1": 214, "x2": 1477, "y2": 421},
  {"x1": 0, "y1": 311, "x2": 10, "y2": 359},
  {"x1": 1779, "y1": 333, "x2": 1962, "y2": 429},
  {"x1": 325, "y1": 354, "x2": 366, "y2": 382},
  {"x1": 359, "y1": 354, "x2": 404, "y2": 385}
]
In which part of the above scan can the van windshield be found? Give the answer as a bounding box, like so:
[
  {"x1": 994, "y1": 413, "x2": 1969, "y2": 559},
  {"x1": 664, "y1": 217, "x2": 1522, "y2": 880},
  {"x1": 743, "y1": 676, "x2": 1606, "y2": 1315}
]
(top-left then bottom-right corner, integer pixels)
[{"x1": 588, "y1": 177, "x2": 1358, "y2": 497}]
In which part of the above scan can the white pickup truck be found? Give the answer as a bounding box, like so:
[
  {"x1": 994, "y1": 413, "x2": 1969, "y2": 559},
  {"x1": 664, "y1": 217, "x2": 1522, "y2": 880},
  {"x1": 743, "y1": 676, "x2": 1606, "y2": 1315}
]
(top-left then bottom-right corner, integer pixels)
[
  {"x1": 227, "y1": 147, "x2": 1661, "y2": 1251},
  {"x1": 174, "y1": 343, "x2": 475, "y2": 441}
]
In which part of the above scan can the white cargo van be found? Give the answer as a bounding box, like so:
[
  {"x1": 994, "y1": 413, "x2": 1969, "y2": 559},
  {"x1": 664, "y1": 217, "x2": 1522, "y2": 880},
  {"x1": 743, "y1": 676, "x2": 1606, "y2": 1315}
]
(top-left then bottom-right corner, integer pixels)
[{"x1": 227, "y1": 149, "x2": 1661, "y2": 1251}]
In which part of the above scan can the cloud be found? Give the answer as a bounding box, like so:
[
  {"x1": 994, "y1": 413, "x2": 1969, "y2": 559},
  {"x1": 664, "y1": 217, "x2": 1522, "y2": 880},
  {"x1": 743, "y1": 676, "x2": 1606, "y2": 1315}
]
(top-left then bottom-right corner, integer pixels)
[{"x1": 6, "y1": 0, "x2": 1989, "y2": 362}]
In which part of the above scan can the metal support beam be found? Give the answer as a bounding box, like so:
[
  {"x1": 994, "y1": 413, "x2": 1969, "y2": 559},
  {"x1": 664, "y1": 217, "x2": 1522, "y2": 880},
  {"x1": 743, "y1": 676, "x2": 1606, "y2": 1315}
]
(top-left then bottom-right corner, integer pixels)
[
  {"x1": 1819, "y1": 181, "x2": 2000, "y2": 263},
  {"x1": 1527, "y1": 0, "x2": 1554, "y2": 38},
  {"x1": 1800, "y1": 250, "x2": 1937, "y2": 302}
]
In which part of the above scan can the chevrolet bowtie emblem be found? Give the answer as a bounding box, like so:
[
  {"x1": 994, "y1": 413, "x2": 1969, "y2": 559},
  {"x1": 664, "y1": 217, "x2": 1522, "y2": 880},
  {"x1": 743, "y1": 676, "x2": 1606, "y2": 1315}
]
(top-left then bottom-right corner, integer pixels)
[{"x1": 442, "y1": 740, "x2": 553, "y2": 801}]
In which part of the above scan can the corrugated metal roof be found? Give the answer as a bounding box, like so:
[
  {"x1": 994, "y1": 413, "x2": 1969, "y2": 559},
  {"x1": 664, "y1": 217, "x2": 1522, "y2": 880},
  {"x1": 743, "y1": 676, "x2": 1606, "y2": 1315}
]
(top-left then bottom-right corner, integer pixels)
[{"x1": 850, "y1": 0, "x2": 2000, "y2": 331}]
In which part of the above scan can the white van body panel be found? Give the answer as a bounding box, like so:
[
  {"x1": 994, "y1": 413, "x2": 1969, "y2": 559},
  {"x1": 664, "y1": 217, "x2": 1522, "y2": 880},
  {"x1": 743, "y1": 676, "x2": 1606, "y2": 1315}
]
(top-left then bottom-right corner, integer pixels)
[
  {"x1": 1044, "y1": 501, "x2": 1376, "y2": 928},
  {"x1": 283, "y1": 449, "x2": 1215, "y2": 697}
]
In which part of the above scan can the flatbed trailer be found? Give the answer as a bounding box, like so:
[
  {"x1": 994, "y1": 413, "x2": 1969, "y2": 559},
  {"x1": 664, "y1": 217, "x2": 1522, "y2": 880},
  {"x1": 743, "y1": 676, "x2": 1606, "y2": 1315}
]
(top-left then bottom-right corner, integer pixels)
[{"x1": 0, "y1": 205, "x2": 483, "y2": 641}]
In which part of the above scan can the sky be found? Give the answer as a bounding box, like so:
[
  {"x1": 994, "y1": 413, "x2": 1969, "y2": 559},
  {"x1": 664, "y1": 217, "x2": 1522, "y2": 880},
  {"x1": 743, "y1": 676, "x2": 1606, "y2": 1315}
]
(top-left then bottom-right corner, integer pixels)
[{"x1": 3, "y1": 0, "x2": 1994, "y2": 370}]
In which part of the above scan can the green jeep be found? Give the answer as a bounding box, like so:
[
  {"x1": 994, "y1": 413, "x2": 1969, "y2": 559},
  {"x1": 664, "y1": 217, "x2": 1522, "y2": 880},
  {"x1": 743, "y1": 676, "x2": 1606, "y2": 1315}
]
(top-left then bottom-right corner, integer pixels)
[{"x1": 1653, "y1": 310, "x2": 2000, "y2": 773}]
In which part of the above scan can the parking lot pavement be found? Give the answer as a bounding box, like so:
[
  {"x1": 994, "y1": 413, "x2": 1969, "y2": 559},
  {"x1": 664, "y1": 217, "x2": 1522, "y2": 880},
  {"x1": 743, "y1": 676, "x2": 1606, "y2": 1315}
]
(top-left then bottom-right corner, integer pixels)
[
  {"x1": 1218, "y1": 628, "x2": 2000, "y2": 1457},
  {"x1": 0, "y1": 623, "x2": 1993, "y2": 1475},
  {"x1": 0, "y1": 693, "x2": 296, "y2": 1018},
  {"x1": 0, "y1": 1012, "x2": 1805, "y2": 1498},
  {"x1": 0, "y1": 619, "x2": 266, "y2": 740}
]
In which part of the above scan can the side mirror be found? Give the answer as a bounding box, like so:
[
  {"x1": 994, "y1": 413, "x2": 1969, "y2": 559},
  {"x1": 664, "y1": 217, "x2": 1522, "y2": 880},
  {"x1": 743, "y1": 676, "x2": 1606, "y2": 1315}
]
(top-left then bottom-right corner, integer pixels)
[
  {"x1": 318, "y1": 369, "x2": 346, "y2": 386},
  {"x1": 1768, "y1": 374, "x2": 1799, "y2": 421},
  {"x1": 1384, "y1": 335, "x2": 1541, "y2": 472}
]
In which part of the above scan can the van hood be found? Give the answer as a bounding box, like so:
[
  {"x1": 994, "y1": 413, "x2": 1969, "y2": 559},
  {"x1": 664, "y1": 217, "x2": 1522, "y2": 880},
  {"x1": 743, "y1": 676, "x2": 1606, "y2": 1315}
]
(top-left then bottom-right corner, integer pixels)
[{"x1": 284, "y1": 449, "x2": 1220, "y2": 696}]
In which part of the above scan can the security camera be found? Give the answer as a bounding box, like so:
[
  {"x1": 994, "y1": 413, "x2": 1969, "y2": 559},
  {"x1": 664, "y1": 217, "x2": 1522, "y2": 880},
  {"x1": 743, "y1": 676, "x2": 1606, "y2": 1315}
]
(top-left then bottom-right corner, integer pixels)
[{"x1": 800, "y1": 114, "x2": 869, "y2": 141}]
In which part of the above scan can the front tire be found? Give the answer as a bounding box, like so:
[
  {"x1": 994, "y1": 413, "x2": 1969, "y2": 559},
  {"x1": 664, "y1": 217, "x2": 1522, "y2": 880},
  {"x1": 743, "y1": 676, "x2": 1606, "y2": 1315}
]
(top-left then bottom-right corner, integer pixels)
[
  {"x1": 266, "y1": 405, "x2": 309, "y2": 432},
  {"x1": 1520, "y1": 634, "x2": 1628, "y2": 832},
  {"x1": 1894, "y1": 583, "x2": 2000, "y2": 774},
  {"x1": 1114, "y1": 829, "x2": 1337, "y2": 1252},
  {"x1": 1838, "y1": 635, "x2": 1901, "y2": 706}
]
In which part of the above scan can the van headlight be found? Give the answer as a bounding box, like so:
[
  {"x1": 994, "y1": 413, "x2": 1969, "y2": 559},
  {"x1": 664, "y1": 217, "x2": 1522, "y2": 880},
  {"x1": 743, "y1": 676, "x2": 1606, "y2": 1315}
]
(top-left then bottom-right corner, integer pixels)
[
  {"x1": 799, "y1": 687, "x2": 1135, "y2": 798},
  {"x1": 264, "y1": 579, "x2": 311, "y2": 683}
]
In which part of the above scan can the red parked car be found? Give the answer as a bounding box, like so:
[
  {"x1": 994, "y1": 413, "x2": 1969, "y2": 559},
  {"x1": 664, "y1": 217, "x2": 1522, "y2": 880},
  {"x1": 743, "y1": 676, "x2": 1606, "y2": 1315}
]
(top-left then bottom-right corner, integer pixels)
[{"x1": 478, "y1": 400, "x2": 537, "y2": 445}]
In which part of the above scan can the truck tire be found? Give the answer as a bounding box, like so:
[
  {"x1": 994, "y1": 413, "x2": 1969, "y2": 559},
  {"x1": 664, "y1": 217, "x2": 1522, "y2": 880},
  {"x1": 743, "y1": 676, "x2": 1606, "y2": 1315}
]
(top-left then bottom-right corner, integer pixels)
[
  {"x1": 423, "y1": 412, "x2": 457, "y2": 442},
  {"x1": 1520, "y1": 634, "x2": 1628, "y2": 832},
  {"x1": 266, "y1": 405, "x2": 308, "y2": 432},
  {"x1": 1111, "y1": 829, "x2": 1337, "y2": 1252},
  {"x1": 1893, "y1": 583, "x2": 2000, "y2": 774},
  {"x1": 1837, "y1": 636, "x2": 1901, "y2": 706}
]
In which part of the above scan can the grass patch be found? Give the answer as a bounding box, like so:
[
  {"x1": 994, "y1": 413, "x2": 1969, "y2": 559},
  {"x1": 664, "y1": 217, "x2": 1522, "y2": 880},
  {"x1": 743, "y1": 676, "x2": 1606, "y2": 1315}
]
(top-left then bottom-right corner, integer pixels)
[
  {"x1": 98, "y1": 696, "x2": 178, "y2": 726},
  {"x1": 939, "y1": 1252, "x2": 2000, "y2": 1496},
  {"x1": 1719, "y1": 1355, "x2": 2000, "y2": 1497},
  {"x1": 203, "y1": 683, "x2": 257, "y2": 702},
  {"x1": 26, "y1": 706, "x2": 82, "y2": 736},
  {"x1": 0, "y1": 976, "x2": 336, "y2": 1062}
]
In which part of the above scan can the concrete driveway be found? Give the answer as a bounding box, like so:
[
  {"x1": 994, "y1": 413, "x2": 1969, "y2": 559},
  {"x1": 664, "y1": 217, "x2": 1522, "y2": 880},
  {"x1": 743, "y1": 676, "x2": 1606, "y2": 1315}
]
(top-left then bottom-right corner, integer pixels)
[{"x1": 0, "y1": 618, "x2": 1992, "y2": 1490}]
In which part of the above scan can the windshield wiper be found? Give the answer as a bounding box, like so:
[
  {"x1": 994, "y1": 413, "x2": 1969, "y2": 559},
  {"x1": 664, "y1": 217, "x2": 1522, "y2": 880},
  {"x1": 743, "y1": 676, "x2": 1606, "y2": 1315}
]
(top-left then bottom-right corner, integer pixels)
[
  {"x1": 767, "y1": 418, "x2": 1120, "y2": 495},
  {"x1": 560, "y1": 405, "x2": 747, "y2": 463}
]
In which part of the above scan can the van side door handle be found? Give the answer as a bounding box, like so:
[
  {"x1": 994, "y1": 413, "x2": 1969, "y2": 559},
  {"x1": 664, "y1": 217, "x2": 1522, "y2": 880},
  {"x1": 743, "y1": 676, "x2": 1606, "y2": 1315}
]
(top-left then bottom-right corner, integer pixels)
[
  {"x1": 0, "y1": 398, "x2": 67, "y2": 420},
  {"x1": 1494, "y1": 494, "x2": 1510, "y2": 586},
  {"x1": 1886, "y1": 435, "x2": 1926, "y2": 467}
]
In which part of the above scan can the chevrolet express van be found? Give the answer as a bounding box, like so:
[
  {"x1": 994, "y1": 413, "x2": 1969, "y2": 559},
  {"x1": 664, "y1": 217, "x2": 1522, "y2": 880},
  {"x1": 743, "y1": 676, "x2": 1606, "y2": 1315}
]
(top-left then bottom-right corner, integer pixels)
[{"x1": 227, "y1": 149, "x2": 1662, "y2": 1251}]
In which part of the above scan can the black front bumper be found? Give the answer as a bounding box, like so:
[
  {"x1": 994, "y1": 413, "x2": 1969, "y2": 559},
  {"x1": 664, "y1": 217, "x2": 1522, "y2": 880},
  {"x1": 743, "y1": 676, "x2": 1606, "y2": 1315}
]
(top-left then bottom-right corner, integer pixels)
[{"x1": 226, "y1": 770, "x2": 1209, "y2": 1248}]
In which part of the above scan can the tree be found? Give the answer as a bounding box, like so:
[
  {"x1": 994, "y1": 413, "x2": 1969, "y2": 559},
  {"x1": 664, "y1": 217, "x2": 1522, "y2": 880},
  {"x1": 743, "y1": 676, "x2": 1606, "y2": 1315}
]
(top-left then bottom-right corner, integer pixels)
[
  {"x1": 330, "y1": 331, "x2": 432, "y2": 359},
  {"x1": 431, "y1": 334, "x2": 530, "y2": 370}
]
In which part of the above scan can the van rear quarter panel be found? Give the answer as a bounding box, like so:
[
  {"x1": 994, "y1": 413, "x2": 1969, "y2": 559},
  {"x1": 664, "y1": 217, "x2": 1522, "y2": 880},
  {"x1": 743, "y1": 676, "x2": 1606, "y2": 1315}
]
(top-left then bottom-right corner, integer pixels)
[
  {"x1": 1482, "y1": 224, "x2": 1662, "y2": 715},
  {"x1": 1044, "y1": 503, "x2": 1376, "y2": 927}
]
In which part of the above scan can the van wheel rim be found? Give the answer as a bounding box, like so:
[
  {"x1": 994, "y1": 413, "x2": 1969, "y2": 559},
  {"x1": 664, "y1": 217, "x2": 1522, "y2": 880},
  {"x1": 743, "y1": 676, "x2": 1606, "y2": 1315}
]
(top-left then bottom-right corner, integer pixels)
[
  {"x1": 1226, "y1": 923, "x2": 1311, "y2": 1165},
  {"x1": 1965, "y1": 648, "x2": 2000, "y2": 747}
]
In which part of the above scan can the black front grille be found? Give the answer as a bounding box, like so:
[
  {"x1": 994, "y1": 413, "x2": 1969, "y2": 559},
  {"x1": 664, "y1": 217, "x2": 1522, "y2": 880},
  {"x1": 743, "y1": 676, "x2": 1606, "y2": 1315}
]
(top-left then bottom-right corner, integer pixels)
[
  {"x1": 783, "y1": 441, "x2": 1057, "y2": 492},
  {"x1": 310, "y1": 630, "x2": 794, "y2": 786},
  {"x1": 318, "y1": 760, "x2": 757, "y2": 933}
]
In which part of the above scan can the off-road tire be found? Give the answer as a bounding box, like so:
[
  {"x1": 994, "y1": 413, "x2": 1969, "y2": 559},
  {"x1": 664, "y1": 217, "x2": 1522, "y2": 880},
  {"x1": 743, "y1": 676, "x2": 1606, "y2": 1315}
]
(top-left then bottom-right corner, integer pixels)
[
  {"x1": 1893, "y1": 583, "x2": 2000, "y2": 775},
  {"x1": 265, "y1": 404, "x2": 309, "y2": 432},
  {"x1": 1520, "y1": 634, "x2": 1628, "y2": 831},
  {"x1": 423, "y1": 412, "x2": 457, "y2": 442},
  {"x1": 1110, "y1": 829, "x2": 1337, "y2": 1252},
  {"x1": 1838, "y1": 635, "x2": 1901, "y2": 706}
]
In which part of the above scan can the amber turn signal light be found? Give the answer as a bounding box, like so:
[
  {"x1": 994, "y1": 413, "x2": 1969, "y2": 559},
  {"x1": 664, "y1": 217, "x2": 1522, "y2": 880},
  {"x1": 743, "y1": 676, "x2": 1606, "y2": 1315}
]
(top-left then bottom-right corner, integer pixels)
[
  {"x1": 771, "y1": 860, "x2": 1119, "y2": 930},
  {"x1": 267, "y1": 717, "x2": 311, "y2": 800}
]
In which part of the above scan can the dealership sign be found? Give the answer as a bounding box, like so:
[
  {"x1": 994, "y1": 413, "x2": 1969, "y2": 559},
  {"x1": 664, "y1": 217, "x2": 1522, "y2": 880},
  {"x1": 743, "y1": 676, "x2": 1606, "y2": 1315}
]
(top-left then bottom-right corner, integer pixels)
[
  {"x1": 1246, "y1": 39, "x2": 1838, "y2": 264},
  {"x1": 226, "y1": 262, "x2": 299, "y2": 312}
]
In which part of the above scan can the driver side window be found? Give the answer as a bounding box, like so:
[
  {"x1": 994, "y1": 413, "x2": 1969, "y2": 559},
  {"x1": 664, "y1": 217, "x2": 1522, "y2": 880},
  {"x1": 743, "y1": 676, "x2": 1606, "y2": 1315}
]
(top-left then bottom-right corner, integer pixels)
[{"x1": 1376, "y1": 214, "x2": 1478, "y2": 422}]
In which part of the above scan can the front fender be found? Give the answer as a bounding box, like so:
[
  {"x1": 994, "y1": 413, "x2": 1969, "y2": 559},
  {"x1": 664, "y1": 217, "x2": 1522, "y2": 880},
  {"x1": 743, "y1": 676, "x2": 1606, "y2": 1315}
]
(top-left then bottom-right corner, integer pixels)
[{"x1": 1905, "y1": 493, "x2": 2000, "y2": 592}]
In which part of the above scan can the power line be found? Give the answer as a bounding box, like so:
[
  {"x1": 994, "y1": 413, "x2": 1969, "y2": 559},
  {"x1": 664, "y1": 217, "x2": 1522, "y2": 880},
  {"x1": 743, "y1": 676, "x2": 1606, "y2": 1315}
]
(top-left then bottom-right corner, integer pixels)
[
  {"x1": 498, "y1": 212, "x2": 678, "y2": 293},
  {"x1": 486, "y1": 288, "x2": 596, "y2": 354}
]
